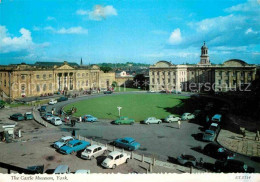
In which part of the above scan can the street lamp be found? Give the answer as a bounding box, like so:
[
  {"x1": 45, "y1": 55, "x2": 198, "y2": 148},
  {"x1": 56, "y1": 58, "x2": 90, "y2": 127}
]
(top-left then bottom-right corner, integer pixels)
[{"x1": 117, "y1": 106, "x2": 122, "y2": 117}]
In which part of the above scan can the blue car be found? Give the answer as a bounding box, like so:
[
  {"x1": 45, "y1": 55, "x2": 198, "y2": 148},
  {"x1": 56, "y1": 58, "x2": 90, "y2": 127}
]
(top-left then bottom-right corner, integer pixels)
[
  {"x1": 113, "y1": 137, "x2": 140, "y2": 151},
  {"x1": 59, "y1": 140, "x2": 90, "y2": 155},
  {"x1": 82, "y1": 115, "x2": 98, "y2": 122}
]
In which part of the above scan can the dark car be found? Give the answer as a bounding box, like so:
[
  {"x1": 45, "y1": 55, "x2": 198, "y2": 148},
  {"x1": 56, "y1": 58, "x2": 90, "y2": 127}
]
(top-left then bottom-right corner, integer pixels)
[
  {"x1": 57, "y1": 97, "x2": 68, "y2": 102},
  {"x1": 203, "y1": 143, "x2": 235, "y2": 160},
  {"x1": 214, "y1": 159, "x2": 255, "y2": 173},
  {"x1": 39, "y1": 105, "x2": 47, "y2": 112},
  {"x1": 10, "y1": 113, "x2": 25, "y2": 121},
  {"x1": 177, "y1": 154, "x2": 203, "y2": 168},
  {"x1": 104, "y1": 90, "x2": 113, "y2": 94},
  {"x1": 24, "y1": 112, "x2": 34, "y2": 120}
]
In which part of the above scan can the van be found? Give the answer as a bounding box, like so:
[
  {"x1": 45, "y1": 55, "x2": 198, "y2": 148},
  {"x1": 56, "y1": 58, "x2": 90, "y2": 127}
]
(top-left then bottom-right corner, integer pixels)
[{"x1": 53, "y1": 165, "x2": 70, "y2": 174}]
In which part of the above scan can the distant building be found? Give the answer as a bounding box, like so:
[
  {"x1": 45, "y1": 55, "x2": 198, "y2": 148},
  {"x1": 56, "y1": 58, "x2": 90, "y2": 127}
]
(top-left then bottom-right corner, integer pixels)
[
  {"x1": 149, "y1": 42, "x2": 257, "y2": 92},
  {"x1": 0, "y1": 61, "x2": 115, "y2": 100},
  {"x1": 115, "y1": 71, "x2": 134, "y2": 87}
]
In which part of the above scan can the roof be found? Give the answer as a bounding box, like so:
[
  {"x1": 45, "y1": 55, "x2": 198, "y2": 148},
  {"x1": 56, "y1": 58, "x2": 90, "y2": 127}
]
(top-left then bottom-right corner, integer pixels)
[
  {"x1": 212, "y1": 114, "x2": 222, "y2": 119},
  {"x1": 122, "y1": 137, "x2": 135, "y2": 142},
  {"x1": 68, "y1": 139, "x2": 80, "y2": 145},
  {"x1": 210, "y1": 123, "x2": 219, "y2": 127},
  {"x1": 108, "y1": 151, "x2": 122, "y2": 157},
  {"x1": 86, "y1": 144, "x2": 100, "y2": 150},
  {"x1": 54, "y1": 165, "x2": 69, "y2": 174},
  {"x1": 34, "y1": 61, "x2": 79, "y2": 67},
  {"x1": 61, "y1": 136, "x2": 74, "y2": 140},
  {"x1": 205, "y1": 130, "x2": 215, "y2": 134}
]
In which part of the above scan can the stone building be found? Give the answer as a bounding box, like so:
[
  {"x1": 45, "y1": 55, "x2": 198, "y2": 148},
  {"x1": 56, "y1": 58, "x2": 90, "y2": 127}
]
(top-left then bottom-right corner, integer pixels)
[
  {"x1": 0, "y1": 61, "x2": 115, "y2": 100},
  {"x1": 149, "y1": 42, "x2": 257, "y2": 92}
]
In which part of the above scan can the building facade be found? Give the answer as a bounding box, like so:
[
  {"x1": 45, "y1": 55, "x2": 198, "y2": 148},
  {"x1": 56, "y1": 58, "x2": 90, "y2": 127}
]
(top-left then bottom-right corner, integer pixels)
[
  {"x1": 0, "y1": 61, "x2": 115, "y2": 100},
  {"x1": 149, "y1": 42, "x2": 257, "y2": 92}
]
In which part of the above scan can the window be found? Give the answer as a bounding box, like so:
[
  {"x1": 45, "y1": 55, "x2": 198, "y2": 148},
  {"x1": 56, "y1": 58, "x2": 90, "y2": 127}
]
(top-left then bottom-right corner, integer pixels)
[
  {"x1": 86, "y1": 80, "x2": 88, "y2": 86},
  {"x1": 219, "y1": 71, "x2": 222, "y2": 76},
  {"x1": 191, "y1": 72, "x2": 194, "y2": 75},
  {"x1": 37, "y1": 85, "x2": 40, "y2": 92},
  {"x1": 168, "y1": 79, "x2": 170, "y2": 83},
  {"x1": 82, "y1": 81, "x2": 84, "y2": 86},
  {"x1": 77, "y1": 73, "x2": 80, "y2": 77},
  {"x1": 152, "y1": 78, "x2": 154, "y2": 84},
  {"x1": 168, "y1": 72, "x2": 170, "y2": 75},
  {"x1": 43, "y1": 74, "x2": 46, "y2": 79},
  {"x1": 226, "y1": 72, "x2": 229, "y2": 76},
  {"x1": 4, "y1": 80, "x2": 6, "y2": 87},
  {"x1": 241, "y1": 72, "x2": 244, "y2": 77},
  {"x1": 43, "y1": 84, "x2": 46, "y2": 91},
  {"x1": 233, "y1": 80, "x2": 236, "y2": 86},
  {"x1": 21, "y1": 84, "x2": 25, "y2": 94},
  {"x1": 49, "y1": 83, "x2": 52, "y2": 90},
  {"x1": 86, "y1": 73, "x2": 88, "y2": 77},
  {"x1": 82, "y1": 73, "x2": 85, "y2": 77},
  {"x1": 49, "y1": 74, "x2": 52, "y2": 78},
  {"x1": 36, "y1": 75, "x2": 40, "y2": 79},
  {"x1": 218, "y1": 80, "x2": 221, "y2": 85},
  {"x1": 21, "y1": 75, "x2": 25, "y2": 80},
  {"x1": 226, "y1": 80, "x2": 229, "y2": 85}
]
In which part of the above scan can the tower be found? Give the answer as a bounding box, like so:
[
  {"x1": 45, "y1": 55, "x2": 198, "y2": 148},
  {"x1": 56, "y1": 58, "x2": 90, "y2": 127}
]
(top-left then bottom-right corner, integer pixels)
[
  {"x1": 199, "y1": 41, "x2": 211, "y2": 65},
  {"x1": 80, "y1": 57, "x2": 83, "y2": 66}
]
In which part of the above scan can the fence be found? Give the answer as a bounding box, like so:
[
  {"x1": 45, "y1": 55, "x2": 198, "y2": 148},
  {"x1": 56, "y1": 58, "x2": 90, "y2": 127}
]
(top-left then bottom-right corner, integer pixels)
[{"x1": 76, "y1": 134, "x2": 203, "y2": 173}]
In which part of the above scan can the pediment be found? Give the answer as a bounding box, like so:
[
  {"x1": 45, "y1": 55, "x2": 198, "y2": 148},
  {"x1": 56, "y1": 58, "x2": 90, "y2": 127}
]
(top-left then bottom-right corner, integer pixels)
[{"x1": 56, "y1": 64, "x2": 75, "y2": 70}]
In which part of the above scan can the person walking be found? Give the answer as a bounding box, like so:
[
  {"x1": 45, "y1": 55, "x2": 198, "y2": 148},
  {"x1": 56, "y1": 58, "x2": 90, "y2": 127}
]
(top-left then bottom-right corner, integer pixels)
[
  {"x1": 178, "y1": 120, "x2": 181, "y2": 129},
  {"x1": 79, "y1": 116, "x2": 82, "y2": 123}
]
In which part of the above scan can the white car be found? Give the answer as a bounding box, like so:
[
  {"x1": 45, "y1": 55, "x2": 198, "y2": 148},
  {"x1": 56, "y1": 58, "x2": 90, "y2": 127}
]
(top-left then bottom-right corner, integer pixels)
[
  {"x1": 101, "y1": 151, "x2": 130, "y2": 169},
  {"x1": 75, "y1": 169, "x2": 90, "y2": 174},
  {"x1": 81, "y1": 144, "x2": 107, "y2": 160},
  {"x1": 49, "y1": 99, "x2": 57, "y2": 105},
  {"x1": 54, "y1": 165, "x2": 70, "y2": 174},
  {"x1": 53, "y1": 136, "x2": 74, "y2": 149},
  {"x1": 51, "y1": 117, "x2": 62, "y2": 126},
  {"x1": 143, "y1": 117, "x2": 162, "y2": 124},
  {"x1": 181, "y1": 113, "x2": 195, "y2": 120},
  {"x1": 164, "y1": 115, "x2": 181, "y2": 123}
]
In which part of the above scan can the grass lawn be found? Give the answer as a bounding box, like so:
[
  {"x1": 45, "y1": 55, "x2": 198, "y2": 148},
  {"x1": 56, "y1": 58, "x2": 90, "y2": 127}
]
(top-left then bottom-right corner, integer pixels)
[
  {"x1": 64, "y1": 94, "x2": 189, "y2": 122},
  {"x1": 113, "y1": 87, "x2": 142, "y2": 92}
]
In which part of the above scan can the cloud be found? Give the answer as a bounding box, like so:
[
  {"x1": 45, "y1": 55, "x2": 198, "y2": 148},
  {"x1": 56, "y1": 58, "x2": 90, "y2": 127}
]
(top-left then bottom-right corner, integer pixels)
[
  {"x1": 168, "y1": 28, "x2": 182, "y2": 45},
  {"x1": 0, "y1": 25, "x2": 49, "y2": 56},
  {"x1": 76, "y1": 5, "x2": 117, "y2": 21},
  {"x1": 46, "y1": 16, "x2": 56, "y2": 21},
  {"x1": 43, "y1": 26, "x2": 88, "y2": 34}
]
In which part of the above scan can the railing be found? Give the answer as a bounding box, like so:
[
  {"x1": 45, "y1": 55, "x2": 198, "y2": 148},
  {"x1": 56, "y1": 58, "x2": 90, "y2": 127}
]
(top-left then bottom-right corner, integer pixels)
[{"x1": 0, "y1": 162, "x2": 44, "y2": 174}]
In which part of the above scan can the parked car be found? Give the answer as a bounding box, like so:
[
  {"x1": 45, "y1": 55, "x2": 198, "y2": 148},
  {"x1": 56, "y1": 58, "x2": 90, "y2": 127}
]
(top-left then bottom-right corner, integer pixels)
[
  {"x1": 214, "y1": 159, "x2": 255, "y2": 173},
  {"x1": 51, "y1": 117, "x2": 63, "y2": 126},
  {"x1": 24, "y1": 112, "x2": 34, "y2": 120},
  {"x1": 57, "y1": 97, "x2": 68, "y2": 102},
  {"x1": 104, "y1": 90, "x2": 113, "y2": 94},
  {"x1": 53, "y1": 165, "x2": 70, "y2": 174},
  {"x1": 159, "y1": 90, "x2": 166, "y2": 93},
  {"x1": 43, "y1": 113, "x2": 54, "y2": 121},
  {"x1": 164, "y1": 115, "x2": 181, "y2": 123},
  {"x1": 49, "y1": 99, "x2": 57, "y2": 105},
  {"x1": 82, "y1": 115, "x2": 98, "y2": 122},
  {"x1": 81, "y1": 144, "x2": 107, "y2": 160},
  {"x1": 114, "y1": 116, "x2": 135, "y2": 125},
  {"x1": 101, "y1": 151, "x2": 130, "y2": 169},
  {"x1": 208, "y1": 123, "x2": 220, "y2": 133},
  {"x1": 172, "y1": 90, "x2": 181, "y2": 94},
  {"x1": 203, "y1": 143, "x2": 235, "y2": 160},
  {"x1": 59, "y1": 140, "x2": 90, "y2": 155},
  {"x1": 177, "y1": 154, "x2": 204, "y2": 168},
  {"x1": 53, "y1": 136, "x2": 74, "y2": 149},
  {"x1": 39, "y1": 105, "x2": 47, "y2": 112},
  {"x1": 181, "y1": 113, "x2": 195, "y2": 120},
  {"x1": 143, "y1": 117, "x2": 162, "y2": 124},
  {"x1": 211, "y1": 114, "x2": 222, "y2": 123},
  {"x1": 113, "y1": 137, "x2": 140, "y2": 151},
  {"x1": 202, "y1": 130, "x2": 216, "y2": 142},
  {"x1": 10, "y1": 113, "x2": 25, "y2": 121}
]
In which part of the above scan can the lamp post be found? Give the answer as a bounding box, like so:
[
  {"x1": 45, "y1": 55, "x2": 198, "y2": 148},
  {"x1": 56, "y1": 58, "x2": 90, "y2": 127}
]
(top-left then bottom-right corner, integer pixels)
[{"x1": 117, "y1": 106, "x2": 122, "y2": 117}]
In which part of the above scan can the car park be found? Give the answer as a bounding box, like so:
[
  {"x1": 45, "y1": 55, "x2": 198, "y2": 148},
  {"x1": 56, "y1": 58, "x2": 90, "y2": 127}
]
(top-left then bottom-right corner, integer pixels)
[
  {"x1": 164, "y1": 115, "x2": 181, "y2": 123},
  {"x1": 10, "y1": 113, "x2": 25, "y2": 121},
  {"x1": 24, "y1": 112, "x2": 34, "y2": 120},
  {"x1": 113, "y1": 137, "x2": 140, "y2": 151},
  {"x1": 214, "y1": 159, "x2": 255, "y2": 173},
  {"x1": 82, "y1": 115, "x2": 98, "y2": 122},
  {"x1": 81, "y1": 144, "x2": 107, "y2": 160},
  {"x1": 143, "y1": 117, "x2": 162, "y2": 124},
  {"x1": 53, "y1": 136, "x2": 74, "y2": 149},
  {"x1": 43, "y1": 113, "x2": 54, "y2": 121},
  {"x1": 181, "y1": 113, "x2": 195, "y2": 120},
  {"x1": 59, "y1": 140, "x2": 90, "y2": 155},
  {"x1": 49, "y1": 99, "x2": 57, "y2": 105},
  {"x1": 177, "y1": 154, "x2": 204, "y2": 168},
  {"x1": 114, "y1": 116, "x2": 135, "y2": 125},
  {"x1": 51, "y1": 117, "x2": 63, "y2": 126},
  {"x1": 203, "y1": 143, "x2": 235, "y2": 160},
  {"x1": 211, "y1": 114, "x2": 222, "y2": 123},
  {"x1": 53, "y1": 165, "x2": 70, "y2": 174},
  {"x1": 57, "y1": 97, "x2": 68, "y2": 102},
  {"x1": 104, "y1": 90, "x2": 113, "y2": 94},
  {"x1": 101, "y1": 151, "x2": 130, "y2": 169}
]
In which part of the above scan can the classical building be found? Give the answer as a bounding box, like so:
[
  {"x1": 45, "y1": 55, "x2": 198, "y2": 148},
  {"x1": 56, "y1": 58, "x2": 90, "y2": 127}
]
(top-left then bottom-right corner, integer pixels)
[
  {"x1": 0, "y1": 61, "x2": 115, "y2": 100},
  {"x1": 149, "y1": 42, "x2": 257, "y2": 92}
]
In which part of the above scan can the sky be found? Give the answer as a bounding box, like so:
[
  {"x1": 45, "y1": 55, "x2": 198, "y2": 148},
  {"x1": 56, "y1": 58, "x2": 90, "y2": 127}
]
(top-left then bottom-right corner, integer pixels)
[{"x1": 0, "y1": 0, "x2": 260, "y2": 65}]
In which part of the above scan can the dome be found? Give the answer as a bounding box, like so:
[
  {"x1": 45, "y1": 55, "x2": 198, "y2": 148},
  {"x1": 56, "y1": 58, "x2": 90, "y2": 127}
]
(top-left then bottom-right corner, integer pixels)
[
  {"x1": 201, "y1": 41, "x2": 208, "y2": 49},
  {"x1": 223, "y1": 59, "x2": 247, "y2": 66}
]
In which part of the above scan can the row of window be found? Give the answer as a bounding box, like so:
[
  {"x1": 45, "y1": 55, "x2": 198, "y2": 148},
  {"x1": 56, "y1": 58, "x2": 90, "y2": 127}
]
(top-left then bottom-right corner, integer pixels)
[
  {"x1": 152, "y1": 72, "x2": 177, "y2": 76},
  {"x1": 77, "y1": 73, "x2": 90, "y2": 77},
  {"x1": 218, "y1": 71, "x2": 253, "y2": 77},
  {"x1": 152, "y1": 78, "x2": 176, "y2": 84},
  {"x1": 218, "y1": 80, "x2": 245, "y2": 86}
]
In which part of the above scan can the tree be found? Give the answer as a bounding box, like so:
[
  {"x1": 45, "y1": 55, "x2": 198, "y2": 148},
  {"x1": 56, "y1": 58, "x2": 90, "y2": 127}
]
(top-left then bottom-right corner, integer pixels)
[
  {"x1": 133, "y1": 74, "x2": 149, "y2": 90},
  {"x1": 112, "y1": 81, "x2": 117, "y2": 88},
  {"x1": 100, "y1": 66, "x2": 112, "y2": 73}
]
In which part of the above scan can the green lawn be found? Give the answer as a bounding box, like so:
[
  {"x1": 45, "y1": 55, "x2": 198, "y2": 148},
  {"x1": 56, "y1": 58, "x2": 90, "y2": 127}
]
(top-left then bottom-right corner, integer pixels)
[{"x1": 64, "y1": 94, "x2": 189, "y2": 122}]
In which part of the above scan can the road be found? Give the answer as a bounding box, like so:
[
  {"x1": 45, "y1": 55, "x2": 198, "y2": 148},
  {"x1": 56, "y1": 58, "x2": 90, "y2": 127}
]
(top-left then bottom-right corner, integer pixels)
[{"x1": 44, "y1": 91, "x2": 260, "y2": 172}]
